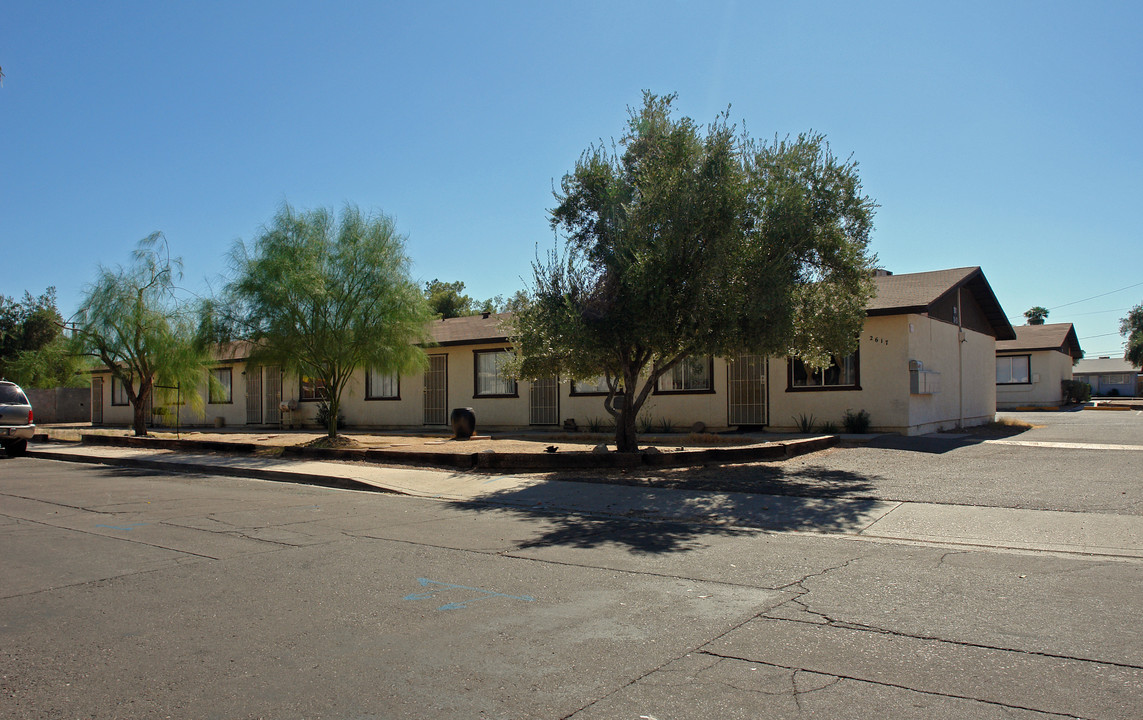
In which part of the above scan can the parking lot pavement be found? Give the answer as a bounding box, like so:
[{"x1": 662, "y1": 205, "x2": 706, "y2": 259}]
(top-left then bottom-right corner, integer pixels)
[{"x1": 998, "y1": 406, "x2": 1143, "y2": 446}]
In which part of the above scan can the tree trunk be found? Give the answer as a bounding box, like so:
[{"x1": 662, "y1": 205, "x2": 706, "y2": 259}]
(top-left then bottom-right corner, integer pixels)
[
  {"x1": 327, "y1": 396, "x2": 339, "y2": 438},
  {"x1": 613, "y1": 383, "x2": 640, "y2": 453},
  {"x1": 132, "y1": 399, "x2": 148, "y2": 436}
]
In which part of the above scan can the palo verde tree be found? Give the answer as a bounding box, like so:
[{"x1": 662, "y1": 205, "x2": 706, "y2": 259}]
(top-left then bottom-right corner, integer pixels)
[
  {"x1": 227, "y1": 203, "x2": 433, "y2": 439},
  {"x1": 73, "y1": 234, "x2": 215, "y2": 436},
  {"x1": 1122, "y1": 303, "x2": 1143, "y2": 368},
  {"x1": 1024, "y1": 306, "x2": 1049, "y2": 325},
  {"x1": 511, "y1": 92, "x2": 876, "y2": 452}
]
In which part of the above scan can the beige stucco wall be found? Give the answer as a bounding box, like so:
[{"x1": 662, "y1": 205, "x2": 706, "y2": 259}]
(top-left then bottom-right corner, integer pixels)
[
  {"x1": 91, "y1": 361, "x2": 250, "y2": 428},
  {"x1": 767, "y1": 315, "x2": 912, "y2": 433},
  {"x1": 765, "y1": 313, "x2": 997, "y2": 436},
  {"x1": 89, "y1": 313, "x2": 1000, "y2": 436},
  {"x1": 903, "y1": 314, "x2": 996, "y2": 434},
  {"x1": 996, "y1": 350, "x2": 1073, "y2": 409}
]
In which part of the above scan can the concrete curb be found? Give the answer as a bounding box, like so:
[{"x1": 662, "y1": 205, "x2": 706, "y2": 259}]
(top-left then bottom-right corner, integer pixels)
[
  {"x1": 26, "y1": 447, "x2": 407, "y2": 495},
  {"x1": 76, "y1": 433, "x2": 837, "y2": 470}
]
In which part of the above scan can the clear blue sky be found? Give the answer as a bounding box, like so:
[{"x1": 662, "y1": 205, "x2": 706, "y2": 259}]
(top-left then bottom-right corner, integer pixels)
[{"x1": 3, "y1": 1, "x2": 1141, "y2": 357}]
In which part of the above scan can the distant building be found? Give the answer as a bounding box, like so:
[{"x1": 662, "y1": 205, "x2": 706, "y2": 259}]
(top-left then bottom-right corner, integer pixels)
[
  {"x1": 995, "y1": 323, "x2": 1083, "y2": 409},
  {"x1": 1072, "y1": 356, "x2": 1141, "y2": 397}
]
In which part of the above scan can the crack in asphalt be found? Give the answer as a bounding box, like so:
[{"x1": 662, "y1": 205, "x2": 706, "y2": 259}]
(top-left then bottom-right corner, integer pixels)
[
  {"x1": 760, "y1": 562, "x2": 1143, "y2": 672},
  {"x1": 694, "y1": 648, "x2": 1099, "y2": 719}
]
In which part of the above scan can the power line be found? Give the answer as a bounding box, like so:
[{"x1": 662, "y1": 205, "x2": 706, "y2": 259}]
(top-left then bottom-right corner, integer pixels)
[
  {"x1": 1079, "y1": 332, "x2": 1121, "y2": 340},
  {"x1": 1049, "y1": 281, "x2": 1143, "y2": 311}
]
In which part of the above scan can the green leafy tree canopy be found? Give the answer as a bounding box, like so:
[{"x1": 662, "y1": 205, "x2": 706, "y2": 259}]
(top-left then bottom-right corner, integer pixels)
[
  {"x1": 0, "y1": 287, "x2": 89, "y2": 387},
  {"x1": 1122, "y1": 303, "x2": 1143, "y2": 368},
  {"x1": 227, "y1": 203, "x2": 434, "y2": 438},
  {"x1": 425, "y1": 279, "x2": 475, "y2": 319},
  {"x1": 73, "y1": 234, "x2": 215, "y2": 435},
  {"x1": 511, "y1": 92, "x2": 877, "y2": 452}
]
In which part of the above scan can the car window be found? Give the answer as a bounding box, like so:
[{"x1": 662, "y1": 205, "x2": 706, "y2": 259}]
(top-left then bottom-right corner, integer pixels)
[{"x1": 0, "y1": 384, "x2": 29, "y2": 404}]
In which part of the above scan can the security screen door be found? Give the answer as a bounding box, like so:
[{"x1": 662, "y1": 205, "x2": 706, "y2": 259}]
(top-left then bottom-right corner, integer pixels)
[
  {"x1": 727, "y1": 355, "x2": 767, "y2": 426},
  {"x1": 423, "y1": 355, "x2": 448, "y2": 425}
]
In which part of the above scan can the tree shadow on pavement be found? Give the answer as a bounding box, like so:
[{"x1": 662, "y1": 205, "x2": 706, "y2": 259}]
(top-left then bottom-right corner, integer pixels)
[{"x1": 447, "y1": 464, "x2": 882, "y2": 555}]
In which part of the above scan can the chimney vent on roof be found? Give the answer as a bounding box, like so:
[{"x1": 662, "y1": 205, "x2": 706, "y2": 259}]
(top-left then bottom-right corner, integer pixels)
[
  {"x1": 482, "y1": 311, "x2": 491, "y2": 319},
  {"x1": 873, "y1": 268, "x2": 892, "y2": 277}
]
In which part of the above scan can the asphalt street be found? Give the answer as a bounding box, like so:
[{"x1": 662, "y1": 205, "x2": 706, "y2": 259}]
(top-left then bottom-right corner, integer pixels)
[{"x1": 2, "y1": 409, "x2": 1142, "y2": 719}]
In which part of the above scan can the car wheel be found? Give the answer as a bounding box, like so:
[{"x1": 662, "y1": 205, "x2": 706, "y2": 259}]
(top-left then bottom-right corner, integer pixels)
[{"x1": 3, "y1": 439, "x2": 27, "y2": 457}]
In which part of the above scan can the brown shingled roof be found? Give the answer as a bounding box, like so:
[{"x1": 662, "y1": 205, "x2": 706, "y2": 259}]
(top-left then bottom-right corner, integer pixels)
[
  {"x1": 868, "y1": 266, "x2": 1015, "y2": 340},
  {"x1": 422, "y1": 268, "x2": 1017, "y2": 346},
  {"x1": 997, "y1": 323, "x2": 1083, "y2": 359},
  {"x1": 428, "y1": 312, "x2": 513, "y2": 346}
]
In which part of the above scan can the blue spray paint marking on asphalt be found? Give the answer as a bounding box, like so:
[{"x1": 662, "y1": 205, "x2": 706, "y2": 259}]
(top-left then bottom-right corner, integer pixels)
[
  {"x1": 403, "y1": 578, "x2": 535, "y2": 611},
  {"x1": 95, "y1": 523, "x2": 148, "y2": 531}
]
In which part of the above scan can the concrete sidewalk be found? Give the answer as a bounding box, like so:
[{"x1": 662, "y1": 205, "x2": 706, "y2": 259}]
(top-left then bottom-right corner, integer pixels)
[{"x1": 26, "y1": 442, "x2": 1143, "y2": 560}]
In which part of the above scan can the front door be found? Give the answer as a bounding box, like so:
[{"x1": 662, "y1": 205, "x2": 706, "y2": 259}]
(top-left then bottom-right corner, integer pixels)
[
  {"x1": 529, "y1": 377, "x2": 559, "y2": 425},
  {"x1": 91, "y1": 378, "x2": 103, "y2": 425},
  {"x1": 246, "y1": 366, "x2": 262, "y2": 424},
  {"x1": 727, "y1": 355, "x2": 767, "y2": 426},
  {"x1": 423, "y1": 355, "x2": 448, "y2": 425}
]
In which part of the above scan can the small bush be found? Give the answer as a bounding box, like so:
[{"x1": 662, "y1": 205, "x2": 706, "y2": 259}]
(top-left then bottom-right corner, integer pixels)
[
  {"x1": 638, "y1": 415, "x2": 655, "y2": 434},
  {"x1": 842, "y1": 409, "x2": 872, "y2": 434},
  {"x1": 586, "y1": 416, "x2": 606, "y2": 433},
  {"x1": 792, "y1": 413, "x2": 817, "y2": 433},
  {"x1": 1061, "y1": 379, "x2": 1091, "y2": 404},
  {"x1": 656, "y1": 417, "x2": 675, "y2": 433},
  {"x1": 818, "y1": 420, "x2": 840, "y2": 434},
  {"x1": 315, "y1": 401, "x2": 346, "y2": 429},
  {"x1": 1109, "y1": 388, "x2": 1121, "y2": 397}
]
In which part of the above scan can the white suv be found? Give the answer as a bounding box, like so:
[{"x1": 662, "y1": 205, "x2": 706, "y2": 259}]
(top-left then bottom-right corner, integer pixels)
[{"x1": 0, "y1": 381, "x2": 35, "y2": 457}]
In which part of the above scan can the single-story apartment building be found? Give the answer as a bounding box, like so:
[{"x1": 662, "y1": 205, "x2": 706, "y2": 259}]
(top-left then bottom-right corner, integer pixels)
[
  {"x1": 1072, "y1": 356, "x2": 1141, "y2": 397},
  {"x1": 995, "y1": 323, "x2": 1083, "y2": 409},
  {"x1": 90, "y1": 266, "x2": 1016, "y2": 436}
]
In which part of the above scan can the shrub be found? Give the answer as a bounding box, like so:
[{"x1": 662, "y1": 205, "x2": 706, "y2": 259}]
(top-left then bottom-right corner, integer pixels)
[
  {"x1": 818, "y1": 420, "x2": 840, "y2": 434},
  {"x1": 1061, "y1": 379, "x2": 1091, "y2": 404},
  {"x1": 586, "y1": 416, "x2": 606, "y2": 433},
  {"x1": 792, "y1": 413, "x2": 817, "y2": 433},
  {"x1": 315, "y1": 400, "x2": 346, "y2": 429},
  {"x1": 656, "y1": 417, "x2": 675, "y2": 433},
  {"x1": 842, "y1": 409, "x2": 872, "y2": 433},
  {"x1": 638, "y1": 415, "x2": 655, "y2": 434}
]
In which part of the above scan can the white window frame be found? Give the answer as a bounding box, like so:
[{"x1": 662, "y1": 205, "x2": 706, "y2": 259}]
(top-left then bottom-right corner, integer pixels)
[{"x1": 997, "y1": 355, "x2": 1031, "y2": 385}]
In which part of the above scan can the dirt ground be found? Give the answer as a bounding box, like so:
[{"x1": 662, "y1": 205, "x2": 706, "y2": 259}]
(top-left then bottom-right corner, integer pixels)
[{"x1": 38, "y1": 424, "x2": 795, "y2": 455}]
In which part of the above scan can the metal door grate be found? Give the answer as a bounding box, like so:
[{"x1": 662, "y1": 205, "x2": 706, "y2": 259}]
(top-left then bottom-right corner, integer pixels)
[
  {"x1": 264, "y1": 366, "x2": 281, "y2": 425},
  {"x1": 529, "y1": 377, "x2": 559, "y2": 425},
  {"x1": 727, "y1": 355, "x2": 767, "y2": 426},
  {"x1": 246, "y1": 366, "x2": 262, "y2": 424},
  {"x1": 91, "y1": 378, "x2": 103, "y2": 425},
  {"x1": 423, "y1": 355, "x2": 448, "y2": 425}
]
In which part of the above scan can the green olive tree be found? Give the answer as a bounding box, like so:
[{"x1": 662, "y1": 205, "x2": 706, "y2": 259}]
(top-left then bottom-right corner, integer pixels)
[
  {"x1": 227, "y1": 203, "x2": 433, "y2": 439},
  {"x1": 511, "y1": 93, "x2": 877, "y2": 452}
]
